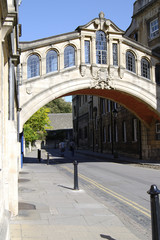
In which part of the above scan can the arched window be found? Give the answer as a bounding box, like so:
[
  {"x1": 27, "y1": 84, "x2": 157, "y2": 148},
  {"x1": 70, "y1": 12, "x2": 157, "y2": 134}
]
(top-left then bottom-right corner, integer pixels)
[
  {"x1": 141, "y1": 58, "x2": 150, "y2": 79},
  {"x1": 64, "y1": 45, "x2": 75, "y2": 68},
  {"x1": 46, "y1": 50, "x2": 58, "y2": 73},
  {"x1": 126, "y1": 51, "x2": 135, "y2": 73},
  {"x1": 27, "y1": 54, "x2": 40, "y2": 79},
  {"x1": 96, "y1": 31, "x2": 107, "y2": 64}
]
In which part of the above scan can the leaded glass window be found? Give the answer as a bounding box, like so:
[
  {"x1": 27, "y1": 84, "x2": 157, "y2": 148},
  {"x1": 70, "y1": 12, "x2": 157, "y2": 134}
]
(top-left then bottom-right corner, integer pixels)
[
  {"x1": 46, "y1": 50, "x2": 58, "y2": 73},
  {"x1": 150, "y1": 18, "x2": 159, "y2": 39},
  {"x1": 132, "y1": 118, "x2": 137, "y2": 142},
  {"x1": 126, "y1": 51, "x2": 135, "y2": 73},
  {"x1": 27, "y1": 54, "x2": 40, "y2": 79},
  {"x1": 64, "y1": 45, "x2": 75, "y2": 68},
  {"x1": 96, "y1": 31, "x2": 107, "y2": 64},
  {"x1": 85, "y1": 40, "x2": 90, "y2": 64},
  {"x1": 113, "y1": 43, "x2": 118, "y2": 66},
  {"x1": 141, "y1": 58, "x2": 150, "y2": 79}
]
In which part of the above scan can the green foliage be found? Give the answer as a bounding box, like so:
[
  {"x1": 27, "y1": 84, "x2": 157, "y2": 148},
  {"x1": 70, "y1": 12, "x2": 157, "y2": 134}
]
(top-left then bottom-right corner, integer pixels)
[
  {"x1": 24, "y1": 107, "x2": 51, "y2": 144},
  {"x1": 45, "y1": 98, "x2": 72, "y2": 113}
]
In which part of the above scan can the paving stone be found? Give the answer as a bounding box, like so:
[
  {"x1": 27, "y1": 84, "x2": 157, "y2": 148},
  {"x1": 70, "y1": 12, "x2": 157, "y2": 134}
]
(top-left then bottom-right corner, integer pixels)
[{"x1": 9, "y1": 151, "x2": 142, "y2": 240}]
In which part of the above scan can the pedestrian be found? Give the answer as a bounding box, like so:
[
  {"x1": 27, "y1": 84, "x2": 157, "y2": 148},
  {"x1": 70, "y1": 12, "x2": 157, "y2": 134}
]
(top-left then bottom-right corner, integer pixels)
[
  {"x1": 69, "y1": 140, "x2": 75, "y2": 157},
  {"x1": 59, "y1": 141, "x2": 65, "y2": 157}
]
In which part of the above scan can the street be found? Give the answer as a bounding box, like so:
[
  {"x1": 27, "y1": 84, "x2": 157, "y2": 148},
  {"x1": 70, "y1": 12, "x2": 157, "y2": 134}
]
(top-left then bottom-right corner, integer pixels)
[{"x1": 47, "y1": 148, "x2": 160, "y2": 240}]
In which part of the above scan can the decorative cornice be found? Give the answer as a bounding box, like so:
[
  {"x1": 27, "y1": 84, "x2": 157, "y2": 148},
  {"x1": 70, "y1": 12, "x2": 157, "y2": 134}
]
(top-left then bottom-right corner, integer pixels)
[{"x1": 2, "y1": 13, "x2": 16, "y2": 41}]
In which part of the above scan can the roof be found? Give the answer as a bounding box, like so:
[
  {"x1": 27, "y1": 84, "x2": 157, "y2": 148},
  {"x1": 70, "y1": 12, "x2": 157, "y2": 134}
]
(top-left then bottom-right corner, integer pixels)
[{"x1": 48, "y1": 113, "x2": 73, "y2": 130}]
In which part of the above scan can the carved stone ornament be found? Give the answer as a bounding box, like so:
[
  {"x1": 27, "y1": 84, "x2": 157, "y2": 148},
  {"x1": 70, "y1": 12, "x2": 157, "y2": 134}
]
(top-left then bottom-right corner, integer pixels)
[
  {"x1": 91, "y1": 64, "x2": 98, "y2": 78},
  {"x1": 80, "y1": 64, "x2": 87, "y2": 77},
  {"x1": 90, "y1": 68, "x2": 115, "y2": 90},
  {"x1": 119, "y1": 67, "x2": 125, "y2": 79},
  {"x1": 26, "y1": 87, "x2": 32, "y2": 94}
]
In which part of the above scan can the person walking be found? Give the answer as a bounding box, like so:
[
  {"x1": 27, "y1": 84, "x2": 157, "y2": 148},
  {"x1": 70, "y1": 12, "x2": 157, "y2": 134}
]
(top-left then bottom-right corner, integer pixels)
[
  {"x1": 69, "y1": 140, "x2": 75, "y2": 157},
  {"x1": 59, "y1": 141, "x2": 65, "y2": 157}
]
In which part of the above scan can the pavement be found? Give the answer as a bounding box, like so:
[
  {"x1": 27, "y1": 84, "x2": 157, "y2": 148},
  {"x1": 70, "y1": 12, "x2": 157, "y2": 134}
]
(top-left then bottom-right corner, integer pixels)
[{"x1": 9, "y1": 149, "x2": 150, "y2": 240}]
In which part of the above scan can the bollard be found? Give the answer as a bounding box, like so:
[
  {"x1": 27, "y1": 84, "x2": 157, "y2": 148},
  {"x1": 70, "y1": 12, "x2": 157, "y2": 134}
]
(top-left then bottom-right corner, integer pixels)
[
  {"x1": 47, "y1": 152, "x2": 49, "y2": 165},
  {"x1": 38, "y1": 149, "x2": 41, "y2": 163},
  {"x1": 148, "y1": 185, "x2": 160, "y2": 240},
  {"x1": 73, "y1": 160, "x2": 79, "y2": 190}
]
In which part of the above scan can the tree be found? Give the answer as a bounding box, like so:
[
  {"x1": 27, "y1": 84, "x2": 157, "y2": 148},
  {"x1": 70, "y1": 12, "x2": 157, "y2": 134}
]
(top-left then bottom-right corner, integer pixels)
[
  {"x1": 24, "y1": 107, "x2": 51, "y2": 144},
  {"x1": 45, "y1": 98, "x2": 72, "y2": 113}
]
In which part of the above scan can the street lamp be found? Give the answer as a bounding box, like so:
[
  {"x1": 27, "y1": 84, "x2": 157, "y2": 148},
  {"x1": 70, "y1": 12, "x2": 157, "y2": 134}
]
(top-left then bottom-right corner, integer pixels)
[{"x1": 112, "y1": 108, "x2": 118, "y2": 158}]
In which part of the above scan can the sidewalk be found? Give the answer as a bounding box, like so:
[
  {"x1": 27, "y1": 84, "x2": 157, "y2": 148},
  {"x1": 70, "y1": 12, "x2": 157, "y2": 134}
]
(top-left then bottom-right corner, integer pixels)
[{"x1": 10, "y1": 150, "x2": 142, "y2": 240}]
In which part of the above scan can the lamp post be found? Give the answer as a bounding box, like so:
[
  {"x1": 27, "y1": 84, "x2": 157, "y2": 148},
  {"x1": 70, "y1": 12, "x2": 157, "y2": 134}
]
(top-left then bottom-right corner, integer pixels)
[{"x1": 112, "y1": 108, "x2": 118, "y2": 158}]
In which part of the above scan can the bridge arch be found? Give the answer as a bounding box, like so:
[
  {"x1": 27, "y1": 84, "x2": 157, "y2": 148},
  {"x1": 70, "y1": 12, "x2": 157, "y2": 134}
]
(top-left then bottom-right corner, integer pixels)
[
  {"x1": 19, "y1": 71, "x2": 160, "y2": 130},
  {"x1": 19, "y1": 13, "x2": 160, "y2": 131}
]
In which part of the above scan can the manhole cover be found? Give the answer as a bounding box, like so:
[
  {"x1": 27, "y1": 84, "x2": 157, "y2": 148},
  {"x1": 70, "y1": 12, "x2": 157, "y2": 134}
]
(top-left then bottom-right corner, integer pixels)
[
  {"x1": 18, "y1": 179, "x2": 30, "y2": 183},
  {"x1": 19, "y1": 172, "x2": 29, "y2": 175},
  {"x1": 18, "y1": 202, "x2": 36, "y2": 210}
]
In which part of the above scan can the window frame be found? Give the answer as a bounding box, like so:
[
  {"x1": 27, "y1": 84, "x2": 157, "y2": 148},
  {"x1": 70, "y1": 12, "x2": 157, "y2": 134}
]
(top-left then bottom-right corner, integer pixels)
[
  {"x1": 64, "y1": 45, "x2": 75, "y2": 68},
  {"x1": 113, "y1": 43, "x2": 118, "y2": 66},
  {"x1": 155, "y1": 122, "x2": 160, "y2": 140},
  {"x1": 108, "y1": 124, "x2": 112, "y2": 143},
  {"x1": 132, "y1": 118, "x2": 138, "y2": 142},
  {"x1": 96, "y1": 31, "x2": 107, "y2": 64},
  {"x1": 126, "y1": 51, "x2": 136, "y2": 73},
  {"x1": 85, "y1": 40, "x2": 90, "y2": 64},
  {"x1": 156, "y1": 123, "x2": 160, "y2": 134},
  {"x1": 122, "y1": 121, "x2": 127, "y2": 142},
  {"x1": 27, "y1": 54, "x2": 40, "y2": 79},
  {"x1": 141, "y1": 58, "x2": 150, "y2": 79},
  {"x1": 46, "y1": 50, "x2": 58, "y2": 73},
  {"x1": 150, "y1": 18, "x2": 159, "y2": 39}
]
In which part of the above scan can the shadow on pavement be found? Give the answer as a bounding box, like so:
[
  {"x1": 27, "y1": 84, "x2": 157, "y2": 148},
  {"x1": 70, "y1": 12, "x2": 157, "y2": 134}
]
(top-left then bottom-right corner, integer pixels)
[
  {"x1": 23, "y1": 148, "x2": 160, "y2": 169},
  {"x1": 100, "y1": 234, "x2": 117, "y2": 240},
  {"x1": 58, "y1": 185, "x2": 74, "y2": 190}
]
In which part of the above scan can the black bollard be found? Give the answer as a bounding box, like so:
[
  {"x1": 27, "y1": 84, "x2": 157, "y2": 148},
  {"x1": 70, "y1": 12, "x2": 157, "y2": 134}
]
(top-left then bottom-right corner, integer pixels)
[
  {"x1": 47, "y1": 152, "x2": 49, "y2": 165},
  {"x1": 73, "y1": 160, "x2": 79, "y2": 190},
  {"x1": 148, "y1": 185, "x2": 160, "y2": 240},
  {"x1": 38, "y1": 149, "x2": 41, "y2": 163}
]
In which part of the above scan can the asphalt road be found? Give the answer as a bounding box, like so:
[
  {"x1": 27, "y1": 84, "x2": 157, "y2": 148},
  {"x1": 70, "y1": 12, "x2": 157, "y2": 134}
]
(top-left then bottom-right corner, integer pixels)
[{"x1": 47, "y1": 149, "x2": 160, "y2": 240}]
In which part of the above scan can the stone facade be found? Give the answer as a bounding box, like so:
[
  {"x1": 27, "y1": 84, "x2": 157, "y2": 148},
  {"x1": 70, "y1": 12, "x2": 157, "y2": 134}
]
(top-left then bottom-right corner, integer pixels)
[
  {"x1": 0, "y1": 0, "x2": 21, "y2": 239},
  {"x1": 73, "y1": 1, "x2": 160, "y2": 160},
  {"x1": 72, "y1": 95, "x2": 142, "y2": 158}
]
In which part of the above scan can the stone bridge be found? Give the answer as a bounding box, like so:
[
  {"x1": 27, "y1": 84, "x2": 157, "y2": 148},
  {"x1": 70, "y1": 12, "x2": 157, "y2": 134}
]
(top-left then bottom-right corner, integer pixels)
[{"x1": 19, "y1": 12, "x2": 160, "y2": 130}]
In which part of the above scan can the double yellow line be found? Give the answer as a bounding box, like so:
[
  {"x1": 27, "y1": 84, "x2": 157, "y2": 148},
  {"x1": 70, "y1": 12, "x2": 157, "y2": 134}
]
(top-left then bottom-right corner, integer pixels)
[{"x1": 62, "y1": 165, "x2": 151, "y2": 218}]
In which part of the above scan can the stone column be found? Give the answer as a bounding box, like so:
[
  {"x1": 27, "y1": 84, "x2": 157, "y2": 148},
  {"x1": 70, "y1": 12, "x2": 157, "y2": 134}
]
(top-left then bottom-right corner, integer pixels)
[
  {"x1": 80, "y1": 36, "x2": 85, "y2": 64},
  {"x1": 151, "y1": 65, "x2": 156, "y2": 83},
  {"x1": 59, "y1": 51, "x2": 64, "y2": 71},
  {"x1": 91, "y1": 36, "x2": 96, "y2": 65},
  {"x1": 119, "y1": 40, "x2": 123, "y2": 68},
  {"x1": 119, "y1": 40, "x2": 125, "y2": 79},
  {"x1": 137, "y1": 58, "x2": 141, "y2": 76},
  {"x1": 108, "y1": 37, "x2": 112, "y2": 66}
]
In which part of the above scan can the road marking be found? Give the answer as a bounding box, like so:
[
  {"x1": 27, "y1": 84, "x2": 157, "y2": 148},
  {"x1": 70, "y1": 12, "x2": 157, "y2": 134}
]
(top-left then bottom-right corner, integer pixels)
[{"x1": 62, "y1": 166, "x2": 151, "y2": 218}]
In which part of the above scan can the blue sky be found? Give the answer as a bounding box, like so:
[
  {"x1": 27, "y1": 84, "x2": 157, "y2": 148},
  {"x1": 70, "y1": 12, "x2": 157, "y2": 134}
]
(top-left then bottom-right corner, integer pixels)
[
  {"x1": 19, "y1": 0, "x2": 135, "y2": 41},
  {"x1": 19, "y1": 0, "x2": 136, "y2": 101}
]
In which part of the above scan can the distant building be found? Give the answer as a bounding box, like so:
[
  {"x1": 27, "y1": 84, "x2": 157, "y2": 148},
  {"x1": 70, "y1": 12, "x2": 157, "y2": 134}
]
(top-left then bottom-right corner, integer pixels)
[
  {"x1": 46, "y1": 113, "x2": 73, "y2": 147},
  {"x1": 72, "y1": 96, "x2": 141, "y2": 158}
]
